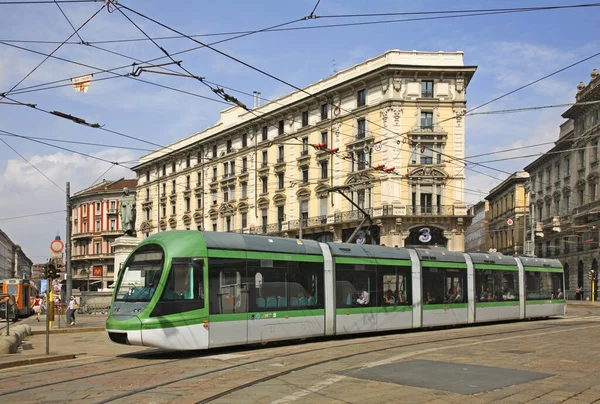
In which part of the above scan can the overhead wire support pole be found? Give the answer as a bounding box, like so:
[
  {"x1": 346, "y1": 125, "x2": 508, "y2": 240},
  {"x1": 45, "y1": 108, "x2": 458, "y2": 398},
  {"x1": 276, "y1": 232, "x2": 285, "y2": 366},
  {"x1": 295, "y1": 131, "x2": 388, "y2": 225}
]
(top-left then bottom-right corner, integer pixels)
[
  {"x1": 327, "y1": 186, "x2": 372, "y2": 243},
  {"x1": 66, "y1": 182, "x2": 72, "y2": 304}
]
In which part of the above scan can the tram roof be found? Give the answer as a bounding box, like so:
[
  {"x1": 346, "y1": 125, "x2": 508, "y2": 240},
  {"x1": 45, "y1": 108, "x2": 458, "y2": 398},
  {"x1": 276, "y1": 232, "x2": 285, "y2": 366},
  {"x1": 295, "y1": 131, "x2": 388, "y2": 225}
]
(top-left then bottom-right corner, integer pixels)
[
  {"x1": 327, "y1": 243, "x2": 411, "y2": 260},
  {"x1": 518, "y1": 256, "x2": 563, "y2": 269},
  {"x1": 413, "y1": 246, "x2": 466, "y2": 263},
  {"x1": 203, "y1": 232, "x2": 323, "y2": 255},
  {"x1": 468, "y1": 252, "x2": 518, "y2": 266}
]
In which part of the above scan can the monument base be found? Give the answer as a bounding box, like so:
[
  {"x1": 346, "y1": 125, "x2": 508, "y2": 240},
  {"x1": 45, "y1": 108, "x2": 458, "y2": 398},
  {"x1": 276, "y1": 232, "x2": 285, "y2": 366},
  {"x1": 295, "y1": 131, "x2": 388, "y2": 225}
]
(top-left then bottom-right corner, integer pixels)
[{"x1": 112, "y1": 236, "x2": 140, "y2": 284}]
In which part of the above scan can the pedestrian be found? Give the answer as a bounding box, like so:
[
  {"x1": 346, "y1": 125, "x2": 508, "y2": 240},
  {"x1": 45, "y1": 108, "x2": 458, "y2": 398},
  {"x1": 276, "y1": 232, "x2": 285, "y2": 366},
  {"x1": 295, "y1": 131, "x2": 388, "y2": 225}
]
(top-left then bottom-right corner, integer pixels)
[
  {"x1": 33, "y1": 295, "x2": 42, "y2": 322},
  {"x1": 67, "y1": 296, "x2": 77, "y2": 326}
]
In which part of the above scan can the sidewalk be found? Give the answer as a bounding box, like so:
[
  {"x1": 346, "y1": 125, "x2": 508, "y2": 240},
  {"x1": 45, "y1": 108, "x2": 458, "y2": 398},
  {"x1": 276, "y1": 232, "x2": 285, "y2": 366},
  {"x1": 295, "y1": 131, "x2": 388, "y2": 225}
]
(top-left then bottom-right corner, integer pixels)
[
  {"x1": 566, "y1": 299, "x2": 600, "y2": 307},
  {"x1": 0, "y1": 314, "x2": 113, "y2": 370}
]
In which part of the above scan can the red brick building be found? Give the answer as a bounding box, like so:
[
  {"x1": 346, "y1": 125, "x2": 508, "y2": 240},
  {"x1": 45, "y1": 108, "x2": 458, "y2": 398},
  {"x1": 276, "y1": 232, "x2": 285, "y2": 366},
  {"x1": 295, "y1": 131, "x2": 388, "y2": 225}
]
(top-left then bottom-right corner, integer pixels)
[{"x1": 70, "y1": 178, "x2": 137, "y2": 291}]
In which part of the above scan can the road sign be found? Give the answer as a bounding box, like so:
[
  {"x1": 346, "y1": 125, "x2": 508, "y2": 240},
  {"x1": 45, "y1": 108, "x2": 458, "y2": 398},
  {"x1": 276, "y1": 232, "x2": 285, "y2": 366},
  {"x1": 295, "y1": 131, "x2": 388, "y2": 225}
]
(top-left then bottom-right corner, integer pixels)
[
  {"x1": 507, "y1": 219, "x2": 514, "y2": 226},
  {"x1": 50, "y1": 251, "x2": 62, "y2": 259},
  {"x1": 374, "y1": 142, "x2": 382, "y2": 152},
  {"x1": 488, "y1": 248, "x2": 497, "y2": 253},
  {"x1": 50, "y1": 239, "x2": 64, "y2": 253}
]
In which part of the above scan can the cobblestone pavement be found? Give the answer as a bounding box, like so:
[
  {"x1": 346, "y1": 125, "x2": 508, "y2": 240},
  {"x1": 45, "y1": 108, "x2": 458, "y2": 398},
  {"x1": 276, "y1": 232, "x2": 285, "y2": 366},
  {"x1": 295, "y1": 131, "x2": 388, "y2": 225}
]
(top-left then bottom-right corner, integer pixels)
[{"x1": 0, "y1": 305, "x2": 599, "y2": 403}]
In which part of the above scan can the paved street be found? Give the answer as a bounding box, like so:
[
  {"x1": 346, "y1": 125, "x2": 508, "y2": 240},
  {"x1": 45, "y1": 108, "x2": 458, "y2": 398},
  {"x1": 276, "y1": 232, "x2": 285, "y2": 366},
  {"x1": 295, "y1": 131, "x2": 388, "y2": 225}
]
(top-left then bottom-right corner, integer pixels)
[{"x1": 0, "y1": 304, "x2": 599, "y2": 403}]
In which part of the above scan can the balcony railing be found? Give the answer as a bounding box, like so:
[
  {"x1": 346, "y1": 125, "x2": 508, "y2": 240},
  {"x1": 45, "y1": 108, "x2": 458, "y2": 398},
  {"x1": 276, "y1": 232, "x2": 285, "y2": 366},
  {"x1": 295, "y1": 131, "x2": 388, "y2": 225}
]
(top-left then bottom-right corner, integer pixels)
[
  {"x1": 224, "y1": 204, "x2": 469, "y2": 234},
  {"x1": 421, "y1": 90, "x2": 434, "y2": 98},
  {"x1": 406, "y1": 205, "x2": 454, "y2": 215}
]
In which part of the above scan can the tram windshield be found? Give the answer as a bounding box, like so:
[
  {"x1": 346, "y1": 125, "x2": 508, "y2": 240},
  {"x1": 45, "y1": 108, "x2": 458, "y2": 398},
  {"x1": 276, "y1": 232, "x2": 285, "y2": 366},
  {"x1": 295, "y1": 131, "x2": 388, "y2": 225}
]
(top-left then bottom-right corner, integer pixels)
[
  {"x1": 6, "y1": 285, "x2": 18, "y2": 296},
  {"x1": 115, "y1": 245, "x2": 164, "y2": 302}
]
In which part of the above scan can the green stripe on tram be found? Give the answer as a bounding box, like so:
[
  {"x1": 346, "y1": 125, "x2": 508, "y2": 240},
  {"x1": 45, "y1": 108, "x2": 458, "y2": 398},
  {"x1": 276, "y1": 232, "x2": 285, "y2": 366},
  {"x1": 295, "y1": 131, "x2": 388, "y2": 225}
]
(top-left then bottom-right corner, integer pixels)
[
  {"x1": 423, "y1": 303, "x2": 468, "y2": 310},
  {"x1": 526, "y1": 299, "x2": 565, "y2": 305},
  {"x1": 475, "y1": 264, "x2": 519, "y2": 271},
  {"x1": 335, "y1": 306, "x2": 413, "y2": 315},
  {"x1": 374, "y1": 258, "x2": 412, "y2": 267},
  {"x1": 334, "y1": 257, "x2": 412, "y2": 266},
  {"x1": 476, "y1": 301, "x2": 520, "y2": 308},
  {"x1": 209, "y1": 309, "x2": 325, "y2": 322},
  {"x1": 335, "y1": 257, "x2": 376, "y2": 265},
  {"x1": 523, "y1": 266, "x2": 563, "y2": 273},
  {"x1": 421, "y1": 261, "x2": 467, "y2": 269}
]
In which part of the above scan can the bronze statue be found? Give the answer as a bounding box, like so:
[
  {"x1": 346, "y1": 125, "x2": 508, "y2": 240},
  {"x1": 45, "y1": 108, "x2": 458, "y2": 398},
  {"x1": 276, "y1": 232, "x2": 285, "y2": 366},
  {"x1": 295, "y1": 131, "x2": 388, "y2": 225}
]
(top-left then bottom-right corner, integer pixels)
[{"x1": 119, "y1": 187, "x2": 136, "y2": 236}]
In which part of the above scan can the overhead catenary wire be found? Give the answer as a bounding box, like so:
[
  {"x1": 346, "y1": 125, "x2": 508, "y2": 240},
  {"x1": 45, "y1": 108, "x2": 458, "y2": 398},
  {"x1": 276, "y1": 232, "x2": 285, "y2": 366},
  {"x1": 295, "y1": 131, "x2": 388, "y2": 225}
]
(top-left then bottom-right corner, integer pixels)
[
  {"x1": 0, "y1": 2, "x2": 105, "y2": 100},
  {"x1": 0, "y1": 210, "x2": 66, "y2": 221},
  {"x1": 2, "y1": 95, "x2": 179, "y2": 152},
  {"x1": 5, "y1": 3, "x2": 596, "y2": 203},
  {"x1": 0, "y1": 137, "x2": 65, "y2": 193},
  {"x1": 117, "y1": 1, "x2": 589, "y2": 182},
  {"x1": 4, "y1": 2, "x2": 599, "y2": 44},
  {"x1": 53, "y1": 0, "x2": 84, "y2": 43},
  {"x1": 0, "y1": 128, "x2": 133, "y2": 166},
  {"x1": 0, "y1": 131, "x2": 155, "y2": 151},
  {"x1": 0, "y1": 14, "x2": 307, "y2": 97}
]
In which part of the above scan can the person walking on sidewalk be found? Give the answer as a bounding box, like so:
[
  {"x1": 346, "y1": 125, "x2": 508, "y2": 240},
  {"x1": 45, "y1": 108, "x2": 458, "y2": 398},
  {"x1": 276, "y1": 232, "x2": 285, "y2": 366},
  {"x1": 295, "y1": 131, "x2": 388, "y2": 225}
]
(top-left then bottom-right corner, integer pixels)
[
  {"x1": 67, "y1": 296, "x2": 77, "y2": 326},
  {"x1": 33, "y1": 295, "x2": 42, "y2": 321}
]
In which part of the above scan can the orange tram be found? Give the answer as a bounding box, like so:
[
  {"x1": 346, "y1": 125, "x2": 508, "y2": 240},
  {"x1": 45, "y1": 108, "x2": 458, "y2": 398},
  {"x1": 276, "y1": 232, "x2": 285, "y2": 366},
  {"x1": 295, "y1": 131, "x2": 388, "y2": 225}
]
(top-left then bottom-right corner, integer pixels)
[{"x1": 0, "y1": 278, "x2": 38, "y2": 317}]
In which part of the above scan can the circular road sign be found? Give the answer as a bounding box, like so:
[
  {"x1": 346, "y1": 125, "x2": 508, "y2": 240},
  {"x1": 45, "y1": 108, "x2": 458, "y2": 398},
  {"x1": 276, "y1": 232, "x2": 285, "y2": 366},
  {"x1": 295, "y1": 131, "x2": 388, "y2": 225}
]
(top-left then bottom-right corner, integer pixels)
[
  {"x1": 507, "y1": 219, "x2": 514, "y2": 226},
  {"x1": 50, "y1": 239, "x2": 64, "y2": 253}
]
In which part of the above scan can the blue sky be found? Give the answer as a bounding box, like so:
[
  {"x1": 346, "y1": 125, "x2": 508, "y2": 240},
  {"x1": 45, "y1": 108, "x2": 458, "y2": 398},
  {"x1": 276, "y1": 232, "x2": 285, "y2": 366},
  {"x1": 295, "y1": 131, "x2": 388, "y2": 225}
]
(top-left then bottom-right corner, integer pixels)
[{"x1": 0, "y1": 0, "x2": 598, "y2": 261}]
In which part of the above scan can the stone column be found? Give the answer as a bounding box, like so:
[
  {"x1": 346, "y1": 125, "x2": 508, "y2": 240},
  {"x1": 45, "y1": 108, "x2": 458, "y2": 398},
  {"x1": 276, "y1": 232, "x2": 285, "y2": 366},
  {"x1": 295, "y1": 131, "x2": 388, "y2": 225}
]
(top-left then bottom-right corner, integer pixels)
[{"x1": 112, "y1": 236, "x2": 140, "y2": 284}]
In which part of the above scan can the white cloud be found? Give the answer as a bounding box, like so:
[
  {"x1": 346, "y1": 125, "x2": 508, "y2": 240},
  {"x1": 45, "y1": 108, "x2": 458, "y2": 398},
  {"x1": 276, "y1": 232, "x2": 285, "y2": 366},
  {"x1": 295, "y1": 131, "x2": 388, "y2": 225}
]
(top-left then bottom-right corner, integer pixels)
[{"x1": 0, "y1": 148, "x2": 137, "y2": 261}]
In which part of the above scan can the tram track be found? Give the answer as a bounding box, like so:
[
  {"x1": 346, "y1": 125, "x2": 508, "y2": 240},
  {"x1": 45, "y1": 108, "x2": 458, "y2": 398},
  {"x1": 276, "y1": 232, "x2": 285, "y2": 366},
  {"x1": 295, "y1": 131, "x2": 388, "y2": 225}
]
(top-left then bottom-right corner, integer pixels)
[
  {"x1": 0, "y1": 316, "x2": 594, "y2": 399},
  {"x1": 94, "y1": 318, "x2": 594, "y2": 403}
]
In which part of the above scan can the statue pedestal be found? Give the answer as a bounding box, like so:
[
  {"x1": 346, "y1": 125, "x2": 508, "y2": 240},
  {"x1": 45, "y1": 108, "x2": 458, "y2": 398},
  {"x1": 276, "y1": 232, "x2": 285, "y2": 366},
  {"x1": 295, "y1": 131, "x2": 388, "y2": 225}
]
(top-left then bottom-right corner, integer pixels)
[{"x1": 112, "y1": 236, "x2": 140, "y2": 284}]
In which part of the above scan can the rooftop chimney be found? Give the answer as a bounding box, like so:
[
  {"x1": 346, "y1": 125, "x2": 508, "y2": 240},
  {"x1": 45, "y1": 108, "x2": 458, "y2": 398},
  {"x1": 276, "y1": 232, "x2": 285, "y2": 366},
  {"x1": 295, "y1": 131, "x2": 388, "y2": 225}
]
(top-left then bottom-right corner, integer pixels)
[{"x1": 253, "y1": 91, "x2": 261, "y2": 108}]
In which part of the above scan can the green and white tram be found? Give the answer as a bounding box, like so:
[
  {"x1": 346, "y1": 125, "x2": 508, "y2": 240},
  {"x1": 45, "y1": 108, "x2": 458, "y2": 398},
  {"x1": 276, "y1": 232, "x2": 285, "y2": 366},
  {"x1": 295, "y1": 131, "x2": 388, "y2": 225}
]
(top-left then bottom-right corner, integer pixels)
[{"x1": 106, "y1": 231, "x2": 565, "y2": 350}]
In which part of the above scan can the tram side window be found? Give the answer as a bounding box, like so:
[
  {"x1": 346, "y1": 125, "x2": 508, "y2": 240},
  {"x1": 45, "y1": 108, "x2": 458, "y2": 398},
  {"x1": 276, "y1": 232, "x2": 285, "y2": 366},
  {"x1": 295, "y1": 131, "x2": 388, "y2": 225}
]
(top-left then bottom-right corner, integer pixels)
[
  {"x1": 208, "y1": 258, "x2": 247, "y2": 315},
  {"x1": 247, "y1": 259, "x2": 324, "y2": 312},
  {"x1": 336, "y1": 264, "x2": 377, "y2": 308},
  {"x1": 422, "y1": 268, "x2": 467, "y2": 305},
  {"x1": 378, "y1": 266, "x2": 412, "y2": 306},
  {"x1": 151, "y1": 258, "x2": 204, "y2": 317},
  {"x1": 475, "y1": 269, "x2": 519, "y2": 302},
  {"x1": 526, "y1": 271, "x2": 563, "y2": 300}
]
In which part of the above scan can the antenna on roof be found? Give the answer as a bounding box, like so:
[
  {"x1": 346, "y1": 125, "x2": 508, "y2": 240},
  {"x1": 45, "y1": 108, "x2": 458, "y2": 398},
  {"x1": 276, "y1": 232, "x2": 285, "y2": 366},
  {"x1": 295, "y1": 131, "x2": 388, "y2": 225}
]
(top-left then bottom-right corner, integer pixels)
[{"x1": 332, "y1": 59, "x2": 338, "y2": 75}]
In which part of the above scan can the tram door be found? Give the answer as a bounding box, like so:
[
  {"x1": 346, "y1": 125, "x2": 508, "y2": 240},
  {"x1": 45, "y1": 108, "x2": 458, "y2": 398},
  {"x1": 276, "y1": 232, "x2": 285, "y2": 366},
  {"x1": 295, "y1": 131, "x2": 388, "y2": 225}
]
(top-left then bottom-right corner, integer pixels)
[{"x1": 208, "y1": 259, "x2": 248, "y2": 348}]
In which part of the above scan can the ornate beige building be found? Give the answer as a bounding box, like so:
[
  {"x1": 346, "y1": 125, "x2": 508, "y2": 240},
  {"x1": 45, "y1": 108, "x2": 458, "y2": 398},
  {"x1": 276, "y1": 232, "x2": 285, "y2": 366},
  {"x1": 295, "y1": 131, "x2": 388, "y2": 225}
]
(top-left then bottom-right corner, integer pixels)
[
  {"x1": 485, "y1": 171, "x2": 529, "y2": 256},
  {"x1": 525, "y1": 69, "x2": 600, "y2": 299},
  {"x1": 465, "y1": 200, "x2": 489, "y2": 253},
  {"x1": 70, "y1": 178, "x2": 137, "y2": 291},
  {"x1": 133, "y1": 50, "x2": 477, "y2": 250}
]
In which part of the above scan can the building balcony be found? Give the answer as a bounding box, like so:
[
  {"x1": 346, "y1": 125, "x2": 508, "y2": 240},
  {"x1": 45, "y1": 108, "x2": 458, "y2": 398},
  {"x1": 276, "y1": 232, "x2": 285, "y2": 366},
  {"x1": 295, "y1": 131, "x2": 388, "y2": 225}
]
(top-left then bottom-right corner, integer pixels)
[
  {"x1": 407, "y1": 125, "x2": 448, "y2": 135},
  {"x1": 72, "y1": 232, "x2": 93, "y2": 240},
  {"x1": 345, "y1": 134, "x2": 374, "y2": 149},
  {"x1": 231, "y1": 204, "x2": 472, "y2": 235},
  {"x1": 142, "y1": 198, "x2": 153, "y2": 208},
  {"x1": 540, "y1": 216, "x2": 561, "y2": 232},
  {"x1": 102, "y1": 230, "x2": 123, "y2": 237},
  {"x1": 571, "y1": 199, "x2": 600, "y2": 223},
  {"x1": 258, "y1": 163, "x2": 270, "y2": 173},
  {"x1": 106, "y1": 208, "x2": 117, "y2": 215},
  {"x1": 406, "y1": 205, "x2": 455, "y2": 216},
  {"x1": 71, "y1": 253, "x2": 114, "y2": 261}
]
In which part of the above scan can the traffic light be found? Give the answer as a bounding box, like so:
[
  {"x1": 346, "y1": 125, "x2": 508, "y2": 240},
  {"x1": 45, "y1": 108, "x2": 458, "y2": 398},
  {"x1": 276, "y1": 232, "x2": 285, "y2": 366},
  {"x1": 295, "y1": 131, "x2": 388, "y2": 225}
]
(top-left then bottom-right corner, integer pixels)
[
  {"x1": 589, "y1": 269, "x2": 597, "y2": 281},
  {"x1": 45, "y1": 261, "x2": 60, "y2": 280}
]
